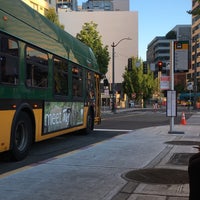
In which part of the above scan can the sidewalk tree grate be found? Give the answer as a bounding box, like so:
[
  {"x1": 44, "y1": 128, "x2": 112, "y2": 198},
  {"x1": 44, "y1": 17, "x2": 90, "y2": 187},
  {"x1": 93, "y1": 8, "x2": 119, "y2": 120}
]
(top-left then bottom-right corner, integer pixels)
[
  {"x1": 168, "y1": 153, "x2": 195, "y2": 165},
  {"x1": 165, "y1": 140, "x2": 200, "y2": 146},
  {"x1": 124, "y1": 168, "x2": 188, "y2": 184}
]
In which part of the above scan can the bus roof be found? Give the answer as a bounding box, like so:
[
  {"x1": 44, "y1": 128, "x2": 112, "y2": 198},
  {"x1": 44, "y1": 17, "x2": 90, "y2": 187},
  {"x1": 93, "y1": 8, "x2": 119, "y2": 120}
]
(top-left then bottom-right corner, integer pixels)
[{"x1": 0, "y1": 0, "x2": 99, "y2": 73}]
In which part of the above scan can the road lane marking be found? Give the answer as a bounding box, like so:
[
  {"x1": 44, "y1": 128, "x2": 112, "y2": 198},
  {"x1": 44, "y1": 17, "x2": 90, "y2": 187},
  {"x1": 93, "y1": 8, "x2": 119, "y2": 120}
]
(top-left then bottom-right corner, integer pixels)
[{"x1": 94, "y1": 128, "x2": 133, "y2": 132}]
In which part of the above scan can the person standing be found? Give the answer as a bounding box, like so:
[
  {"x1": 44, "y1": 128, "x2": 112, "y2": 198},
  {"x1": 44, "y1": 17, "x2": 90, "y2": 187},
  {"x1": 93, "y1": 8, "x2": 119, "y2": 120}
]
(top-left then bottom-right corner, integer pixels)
[{"x1": 153, "y1": 99, "x2": 158, "y2": 112}]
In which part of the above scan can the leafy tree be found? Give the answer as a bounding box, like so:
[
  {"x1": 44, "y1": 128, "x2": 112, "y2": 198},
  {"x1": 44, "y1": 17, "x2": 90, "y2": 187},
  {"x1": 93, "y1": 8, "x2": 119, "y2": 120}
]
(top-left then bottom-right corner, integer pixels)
[
  {"x1": 166, "y1": 31, "x2": 177, "y2": 39},
  {"x1": 122, "y1": 57, "x2": 157, "y2": 107},
  {"x1": 76, "y1": 21, "x2": 110, "y2": 75},
  {"x1": 45, "y1": 8, "x2": 64, "y2": 29},
  {"x1": 187, "y1": 0, "x2": 200, "y2": 15}
]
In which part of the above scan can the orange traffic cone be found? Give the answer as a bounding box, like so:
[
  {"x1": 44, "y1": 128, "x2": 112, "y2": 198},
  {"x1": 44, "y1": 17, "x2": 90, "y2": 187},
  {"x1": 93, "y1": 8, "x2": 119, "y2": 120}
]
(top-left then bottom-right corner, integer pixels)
[{"x1": 180, "y1": 112, "x2": 186, "y2": 125}]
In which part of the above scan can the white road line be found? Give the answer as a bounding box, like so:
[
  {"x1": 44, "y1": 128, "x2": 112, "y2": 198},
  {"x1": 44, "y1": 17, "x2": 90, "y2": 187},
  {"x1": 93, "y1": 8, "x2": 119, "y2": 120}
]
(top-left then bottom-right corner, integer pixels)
[{"x1": 94, "y1": 128, "x2": 133, "y2": 132}]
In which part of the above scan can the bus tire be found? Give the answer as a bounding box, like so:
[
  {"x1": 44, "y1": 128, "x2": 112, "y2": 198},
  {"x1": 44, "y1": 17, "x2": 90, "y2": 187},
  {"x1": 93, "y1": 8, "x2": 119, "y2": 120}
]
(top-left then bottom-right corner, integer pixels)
[
  {"x1": 10, "y1": 112, "x2": 33, "y2": 161},
  {"x1": 83, "y1": 108, "x2": 94, "y2": 135}
]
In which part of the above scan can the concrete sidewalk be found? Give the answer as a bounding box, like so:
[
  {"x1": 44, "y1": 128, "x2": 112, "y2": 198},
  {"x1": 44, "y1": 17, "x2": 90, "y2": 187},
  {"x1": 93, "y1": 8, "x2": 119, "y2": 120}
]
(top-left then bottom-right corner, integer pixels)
[{"x1": 0, "y1": 112, "x2": 200, "y2": 200}]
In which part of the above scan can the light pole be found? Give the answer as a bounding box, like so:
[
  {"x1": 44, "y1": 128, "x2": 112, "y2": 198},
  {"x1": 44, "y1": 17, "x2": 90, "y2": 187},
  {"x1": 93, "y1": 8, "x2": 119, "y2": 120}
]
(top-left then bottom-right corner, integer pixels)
[{"x1": 111, "y1": 37, "x2": 132, "y2": 113}]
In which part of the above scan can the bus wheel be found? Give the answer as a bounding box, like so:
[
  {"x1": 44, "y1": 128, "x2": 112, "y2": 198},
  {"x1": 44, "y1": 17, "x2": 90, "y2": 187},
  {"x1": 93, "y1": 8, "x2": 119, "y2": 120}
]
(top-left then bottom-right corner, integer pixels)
[
  {"x1": 83, "y1": 109, "x2": 94, "y2": 135},
  {"x1": 10, "y1": 112, "x2": 33, "y2": 161}
]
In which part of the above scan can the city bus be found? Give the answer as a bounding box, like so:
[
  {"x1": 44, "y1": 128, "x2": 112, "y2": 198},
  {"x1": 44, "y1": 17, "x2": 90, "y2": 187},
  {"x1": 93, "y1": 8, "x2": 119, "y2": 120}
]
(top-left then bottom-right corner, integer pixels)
[{"x1": 0, "y1": 0, "x2": 101, "y2": 160}]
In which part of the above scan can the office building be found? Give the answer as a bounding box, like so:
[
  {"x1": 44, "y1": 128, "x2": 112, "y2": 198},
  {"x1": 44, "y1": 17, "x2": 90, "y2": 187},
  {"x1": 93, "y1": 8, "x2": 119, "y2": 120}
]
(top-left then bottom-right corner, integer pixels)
[
  {"x1": 147, "y1": 25, "x2": 191, "y2": 66},
  {"x1": 22, "y1": 0, "x2": 50, "y2": 15},
  {"x1": 147, "y1": 36, "x2": 170, "y2": 69},
  {"x1": 113, "y1": 0, "x2": 129, "y2": 11},
  {"x1": 147, "y1": 25, "x2": 191, "y2": 88},
  {"x1": 56, "y1": 0, "x2": 78, "y2": 11},
  {"x1": 22, "y1": 0, "x2": 79, "y2": 14},
  {"x1": 82, "y1": 0, "x2": 113, "y2": 11},
  {"x1": 81, "y1": 0, "x2": 129, "y2": 11},
  {"x1": 188, "y1": 0, "x2": 200, "y2": 93}
]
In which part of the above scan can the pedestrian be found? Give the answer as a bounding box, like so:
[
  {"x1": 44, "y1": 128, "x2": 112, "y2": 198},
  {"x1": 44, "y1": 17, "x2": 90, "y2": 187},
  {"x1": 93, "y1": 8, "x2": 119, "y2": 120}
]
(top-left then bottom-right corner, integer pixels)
[
  {"x1": 187, "y1": 99, "x2": 191, "y2": 111},
  {"x1": 153, "y1": 99, "x2": 158, "y2": 112},
  {"x1": 188, "y1": 147, "x2": 200, "y2": 200}
]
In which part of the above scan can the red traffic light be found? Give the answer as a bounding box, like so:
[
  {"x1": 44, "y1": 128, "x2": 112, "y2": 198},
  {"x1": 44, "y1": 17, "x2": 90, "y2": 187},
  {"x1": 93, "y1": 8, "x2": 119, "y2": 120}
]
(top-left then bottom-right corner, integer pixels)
[
  {"x1": 157, "y1": 61, "x2": 163, "y2": 71},
  {"x1": 157, "y1": 61, "x2": 163, "y2": 67}
]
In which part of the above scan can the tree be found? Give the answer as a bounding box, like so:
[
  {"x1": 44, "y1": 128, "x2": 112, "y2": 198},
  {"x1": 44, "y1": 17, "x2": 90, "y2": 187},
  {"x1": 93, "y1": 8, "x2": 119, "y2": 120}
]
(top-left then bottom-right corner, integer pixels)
[
  {"x1": 45, "y1": 8, "x2": 64, "y2": 29},
  {"x1": 76, "y1": 21, "x2": 110, "y2": 75},
  {"x1": 166, "y1": 31, "x2": 177, "y2": 39},
  {"x1": 187, "y1": 0, "x2": 200, "y2": 15},
  {"x1": 122, "y1": 57, "x2": 157, "y2": 107}
]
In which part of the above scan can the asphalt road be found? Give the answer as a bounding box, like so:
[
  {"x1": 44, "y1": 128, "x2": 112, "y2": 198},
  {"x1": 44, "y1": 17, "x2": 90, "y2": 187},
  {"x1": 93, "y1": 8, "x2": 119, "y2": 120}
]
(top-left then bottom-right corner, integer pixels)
[{"x1": 99, "y1": 108, "x2": 189, "y2": 130}]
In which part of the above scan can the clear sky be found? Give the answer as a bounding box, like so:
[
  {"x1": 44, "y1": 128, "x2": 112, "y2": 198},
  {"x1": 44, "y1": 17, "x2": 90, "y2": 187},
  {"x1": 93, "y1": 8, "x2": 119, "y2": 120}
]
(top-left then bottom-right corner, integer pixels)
[{"x1": 77, "y1": 0, "x2": 192, "y2": 60}]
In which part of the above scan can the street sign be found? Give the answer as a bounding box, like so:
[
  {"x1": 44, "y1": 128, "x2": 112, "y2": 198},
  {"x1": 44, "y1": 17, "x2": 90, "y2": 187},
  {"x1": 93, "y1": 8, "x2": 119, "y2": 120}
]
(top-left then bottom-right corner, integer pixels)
[
  {"x1": 136, "y1": 61, "x2": 140, "y2": 68},
  {"x1": 166, "y1": 62, "x2": 170, "y2": 70},
  {"x1": 160, "y1": 76, "x2": 170, "y2": 90},
  {"x1": 174, "y1": 41, "x2": 189, "y2": 72},
  {"x1": 150, "y1": 63, "x2": 155, "y2": 71},
  {"x1": 187, "y1": 82, "x2": 193, "y2": 91}
]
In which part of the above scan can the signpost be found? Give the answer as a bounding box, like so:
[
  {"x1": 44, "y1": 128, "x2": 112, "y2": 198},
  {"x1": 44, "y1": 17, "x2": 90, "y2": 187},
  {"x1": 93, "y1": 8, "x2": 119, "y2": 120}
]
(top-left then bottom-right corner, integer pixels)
[{"x1": 168, "y1": 41, "x2": 185, "y2": 134}]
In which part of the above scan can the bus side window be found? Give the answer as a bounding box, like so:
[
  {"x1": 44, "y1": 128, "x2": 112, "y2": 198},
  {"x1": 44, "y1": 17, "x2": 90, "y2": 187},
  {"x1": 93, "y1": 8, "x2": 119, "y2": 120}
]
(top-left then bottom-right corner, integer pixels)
[
  {"x1": 86, "y1": 71, "x2": 95, "y2": 102},
  {"x1": 53, "y1": 57, "x2": 68, "y2": 96},
  {"x1": 26, "y1": 46, "x2": 48, "y2": 88},
  {"x1": 0, "y1": 34, "x2": 19, "y2": 84},
  {"x1": 72, "y1": 65, "x2": 83, "y2": 98}
]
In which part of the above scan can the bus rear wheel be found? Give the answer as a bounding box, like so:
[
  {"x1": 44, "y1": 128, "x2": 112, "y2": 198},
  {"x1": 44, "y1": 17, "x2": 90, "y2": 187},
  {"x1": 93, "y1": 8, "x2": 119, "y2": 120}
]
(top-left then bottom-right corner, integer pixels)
[{"x1": 10, "y1": 112, "x2": 33, "y2": 161}]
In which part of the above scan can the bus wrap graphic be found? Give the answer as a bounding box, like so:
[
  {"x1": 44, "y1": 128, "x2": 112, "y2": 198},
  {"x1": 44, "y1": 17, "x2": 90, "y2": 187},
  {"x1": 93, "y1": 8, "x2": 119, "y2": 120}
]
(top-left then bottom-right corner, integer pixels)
[{"x1": 43, "y1": 102, "x2": 84, "y2": 134}]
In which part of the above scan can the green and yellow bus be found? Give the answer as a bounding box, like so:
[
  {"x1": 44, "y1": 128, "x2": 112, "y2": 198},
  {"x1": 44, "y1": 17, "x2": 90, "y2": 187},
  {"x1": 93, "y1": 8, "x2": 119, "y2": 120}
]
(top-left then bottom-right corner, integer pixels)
[{"x1": 0, "y1": 0, "x2": 101, "y2": 160}]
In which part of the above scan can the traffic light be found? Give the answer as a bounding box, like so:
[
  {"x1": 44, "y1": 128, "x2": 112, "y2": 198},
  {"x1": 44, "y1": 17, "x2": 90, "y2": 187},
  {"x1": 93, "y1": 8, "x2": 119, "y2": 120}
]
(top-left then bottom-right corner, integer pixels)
[
  {"x1": 157, "y1": 61, "x2": 163, "y2": 71},
  {"x1": 128, "y1": 58, "x2": 132, "y2": 71},
  {"x1": 143, "y1": 61, "x2": 148, "y2": 74}
]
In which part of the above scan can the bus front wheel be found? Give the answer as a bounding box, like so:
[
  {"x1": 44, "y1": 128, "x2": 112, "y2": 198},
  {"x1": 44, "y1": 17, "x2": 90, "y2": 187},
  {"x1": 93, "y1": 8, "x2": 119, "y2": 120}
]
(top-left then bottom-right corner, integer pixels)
[{"x1": 10, "y1": 112, "x2": 33, "y2": 161}]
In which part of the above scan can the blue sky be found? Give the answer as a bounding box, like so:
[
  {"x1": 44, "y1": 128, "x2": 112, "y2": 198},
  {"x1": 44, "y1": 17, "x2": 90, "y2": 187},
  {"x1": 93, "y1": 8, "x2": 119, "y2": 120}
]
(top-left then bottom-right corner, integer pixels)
[{"x1": 77, "y1": 0, "x2": 192, "y2": 60}]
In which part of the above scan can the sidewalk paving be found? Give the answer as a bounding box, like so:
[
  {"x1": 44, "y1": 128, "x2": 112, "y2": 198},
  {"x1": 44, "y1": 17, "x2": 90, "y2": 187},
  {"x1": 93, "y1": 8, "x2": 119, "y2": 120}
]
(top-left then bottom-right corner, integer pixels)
[
  {"x1": 113, "y1": 111, "x2": 200, "y2": 200},
  {"x1": 0, "y1": 112, "x2": 200, "y2": 200}
]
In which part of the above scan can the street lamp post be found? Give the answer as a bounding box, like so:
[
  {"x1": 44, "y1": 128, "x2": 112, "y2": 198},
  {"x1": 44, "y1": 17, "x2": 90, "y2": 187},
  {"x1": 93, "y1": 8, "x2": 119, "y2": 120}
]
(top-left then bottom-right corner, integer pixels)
[{"x1": 111, "y1": 37, "x2": 132, "y2": 113}]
